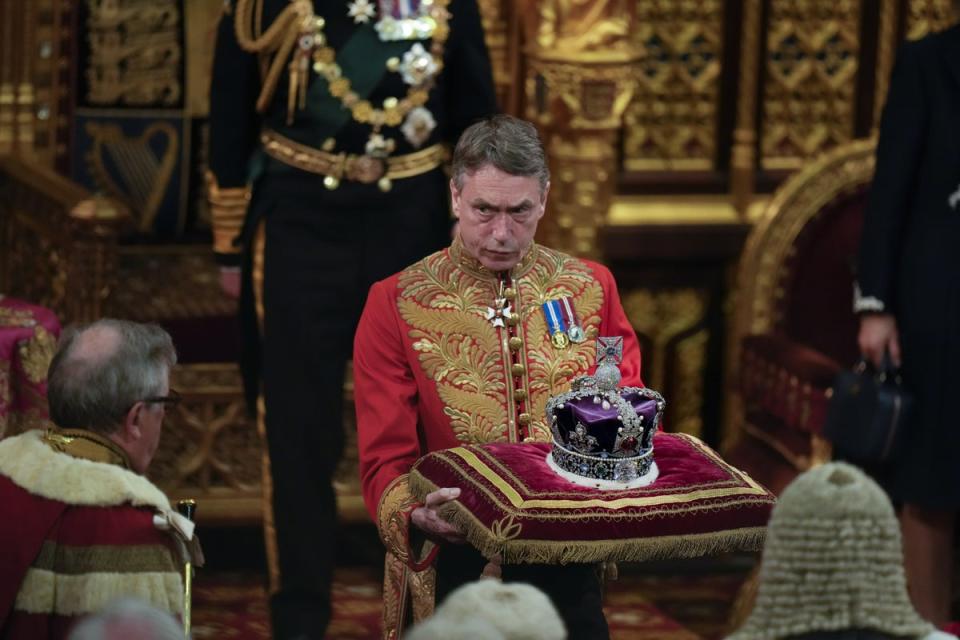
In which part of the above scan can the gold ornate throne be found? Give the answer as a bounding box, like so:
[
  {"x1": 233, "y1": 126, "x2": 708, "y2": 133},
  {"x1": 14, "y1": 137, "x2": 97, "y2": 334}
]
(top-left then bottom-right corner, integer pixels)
[{"x1": 724, "y1": 138, "x2": 877, "y2": 493}]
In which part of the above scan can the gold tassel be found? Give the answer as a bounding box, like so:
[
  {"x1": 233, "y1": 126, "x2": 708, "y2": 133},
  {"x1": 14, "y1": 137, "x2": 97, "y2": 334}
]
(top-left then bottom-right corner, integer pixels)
[{"x1": 409, "y1": 471, "x2": 769, "y2": 566}]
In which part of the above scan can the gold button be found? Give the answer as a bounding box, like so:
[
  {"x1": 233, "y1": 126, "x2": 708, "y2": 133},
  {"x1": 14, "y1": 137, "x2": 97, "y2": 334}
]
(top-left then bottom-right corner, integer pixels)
[
  {"x1": 508, "y1": 337, "x2": 523, "y2": 351},
  {"x1": 514, "y1": 389, "x2": 527, "y2": 402},
  {"x1": 505, "y1": 314, "x2": 519, "y2": 327},
  {"x1": 511, "y1": 363, "x2": 525, "y2": 377},
  {"x1": 518, "y1": 412, "x2": 531, "y2": 426},
  {"x1": 503, "y1": 287, "x2": 517, "y2": 300}
]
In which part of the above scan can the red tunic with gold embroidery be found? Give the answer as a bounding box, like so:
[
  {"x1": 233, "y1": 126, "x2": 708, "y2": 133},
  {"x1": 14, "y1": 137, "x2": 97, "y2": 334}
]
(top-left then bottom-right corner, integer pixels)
[{"x1": 354, "y1": 239, "x2": 642, "y2": 561}]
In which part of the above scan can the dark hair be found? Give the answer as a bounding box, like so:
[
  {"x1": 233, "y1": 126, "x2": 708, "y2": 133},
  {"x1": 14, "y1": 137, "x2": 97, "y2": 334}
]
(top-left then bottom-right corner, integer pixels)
[
  {"x1": 47, "y1": 319, "x2": 177, "y2": 433},
  {"x1": 451, "y1": 115, "x2": 550, "y2": 193}
]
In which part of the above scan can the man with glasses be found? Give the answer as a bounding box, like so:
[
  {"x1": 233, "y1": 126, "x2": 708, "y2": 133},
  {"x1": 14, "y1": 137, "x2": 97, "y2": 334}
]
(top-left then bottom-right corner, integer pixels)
[{"x1": 0, "y1": 319, "x2": 201, "y2": 638}]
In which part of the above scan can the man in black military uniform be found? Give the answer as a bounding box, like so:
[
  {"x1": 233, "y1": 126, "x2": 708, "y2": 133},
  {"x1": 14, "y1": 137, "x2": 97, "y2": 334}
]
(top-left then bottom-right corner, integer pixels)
[{"x1": 207, "y1": 0, "x2": 496, "y2": 636}]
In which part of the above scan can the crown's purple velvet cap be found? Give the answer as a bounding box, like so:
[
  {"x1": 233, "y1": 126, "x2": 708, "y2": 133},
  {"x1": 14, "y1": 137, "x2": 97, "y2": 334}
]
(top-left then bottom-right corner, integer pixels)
[{"x1": 552, "y1": 390, "x2": 659, "y2": 454}]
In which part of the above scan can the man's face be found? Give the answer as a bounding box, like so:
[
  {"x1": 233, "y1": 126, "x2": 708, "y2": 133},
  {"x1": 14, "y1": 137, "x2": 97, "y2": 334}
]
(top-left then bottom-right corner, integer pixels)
[{"x1": 451, "y1": 165, "x2": 548, "y2": 272}]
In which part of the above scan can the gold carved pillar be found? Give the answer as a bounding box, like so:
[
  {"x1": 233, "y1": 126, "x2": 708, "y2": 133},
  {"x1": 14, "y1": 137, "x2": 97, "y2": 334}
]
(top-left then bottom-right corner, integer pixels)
[
  {"x1": 0, "y1": 0, "x2": 74, "y2": 167},
  {"x1": 522, "y1": 0, "x2": 639, "y2": 257},
  {"x1": 730, "y1": 0, "x2": 762, "y2": 216}
]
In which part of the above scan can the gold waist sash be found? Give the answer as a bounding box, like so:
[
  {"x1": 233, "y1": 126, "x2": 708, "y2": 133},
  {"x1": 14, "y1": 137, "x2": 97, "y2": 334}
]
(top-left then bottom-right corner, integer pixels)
[{"x1": 261, "y1": 130, "x2": 447, "y2": 185}]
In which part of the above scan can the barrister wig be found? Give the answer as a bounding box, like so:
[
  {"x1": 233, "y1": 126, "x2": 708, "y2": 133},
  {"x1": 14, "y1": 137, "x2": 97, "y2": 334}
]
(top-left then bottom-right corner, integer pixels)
[
  {"x1": 405, "y1": 579, "x2": 566, "y2": 640},
  {"x1": 727, "y1": 462, "x2": 934, "y2": 640}
]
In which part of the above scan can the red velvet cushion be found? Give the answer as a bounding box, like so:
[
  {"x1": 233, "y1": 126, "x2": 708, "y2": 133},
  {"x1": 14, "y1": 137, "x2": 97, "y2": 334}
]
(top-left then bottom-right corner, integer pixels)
[{"x1": 409, "y1": 433, "x2": 775, "y2": 565}]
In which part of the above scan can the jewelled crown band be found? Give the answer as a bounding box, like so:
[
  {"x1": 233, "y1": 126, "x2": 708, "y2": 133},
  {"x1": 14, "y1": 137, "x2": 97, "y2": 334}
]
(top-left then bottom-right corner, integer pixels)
[{"x1": 545, "y1": 337, "x2": 665, "y2": 488}]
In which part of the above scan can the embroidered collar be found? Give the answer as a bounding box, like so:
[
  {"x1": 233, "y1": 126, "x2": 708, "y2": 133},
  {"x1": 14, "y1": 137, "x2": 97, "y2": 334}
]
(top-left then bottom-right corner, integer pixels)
[
  {"x1": 449, "y1": 236, "x2": 539, "y2": 280},
  {"x1": 42, "y1": 428, "x2": 133, "y2": 471}
]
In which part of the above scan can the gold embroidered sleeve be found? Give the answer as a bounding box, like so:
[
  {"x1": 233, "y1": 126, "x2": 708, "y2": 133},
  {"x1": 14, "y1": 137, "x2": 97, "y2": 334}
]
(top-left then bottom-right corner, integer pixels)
[
  {"x1": 377, "y1": 474, "x2": 420, "y2": 565},
  {"x1": 206, "y1": 170, "x2": 250, "y2": 256}
]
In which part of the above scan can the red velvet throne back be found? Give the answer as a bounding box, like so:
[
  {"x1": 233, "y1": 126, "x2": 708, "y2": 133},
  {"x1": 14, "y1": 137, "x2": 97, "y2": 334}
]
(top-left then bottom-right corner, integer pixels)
[{"x1": 725, "y1": 139, "x2": 876, "y2": 494}]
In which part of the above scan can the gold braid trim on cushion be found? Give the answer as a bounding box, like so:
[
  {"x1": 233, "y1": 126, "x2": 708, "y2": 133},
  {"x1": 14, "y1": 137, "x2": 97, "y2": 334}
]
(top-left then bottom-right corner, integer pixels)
[
  {"x1": 408, "y1": 470, "x2": 768, "y2": 566},
  {"x1": 205, "y1": 171, "x2": 250, "y2": 255},
  {"x1": 376, "y1": 474, "x2": 418, "y2": 564}
]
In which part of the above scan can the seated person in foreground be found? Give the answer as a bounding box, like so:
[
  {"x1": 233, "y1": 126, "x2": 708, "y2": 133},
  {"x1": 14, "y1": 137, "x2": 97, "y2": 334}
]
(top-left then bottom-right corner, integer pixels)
[
  {"x1": 405, "y1": 579, "x2": 566, "y2": 640},
  {"x1": 354, "y1": 114, "x2": 642, "y2": 639},
  {"x1": 0, "y1": 319, "x2": 199, "y2": 639},
  {"x1": 68, "y1": 598, "x2": 185, "y2": 640},
  {"x1": 726, "y1": 461, "x2": 956, "y2": 640}
]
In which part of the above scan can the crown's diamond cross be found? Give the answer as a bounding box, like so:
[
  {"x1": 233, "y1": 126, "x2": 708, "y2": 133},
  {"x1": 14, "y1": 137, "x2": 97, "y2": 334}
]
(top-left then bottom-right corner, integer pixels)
[
  {"x1": 596, "y1": 336, "x2": 623, "y2": 365},
  {"x1": 486, "y1": 298, "x2": 512, "y2": 328}
]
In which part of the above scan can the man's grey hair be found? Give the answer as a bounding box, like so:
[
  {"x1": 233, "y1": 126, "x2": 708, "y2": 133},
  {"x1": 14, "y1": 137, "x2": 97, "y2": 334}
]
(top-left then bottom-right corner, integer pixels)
[
  {"x1": 47, "y1": 319, "x2": 177, "y2": 434},
  {"x1": 68, "y1": 598, "x2": 185, "y2": 640},
  {"x1": 451, "y1": 115, "x2": 550, "y2": 194}
]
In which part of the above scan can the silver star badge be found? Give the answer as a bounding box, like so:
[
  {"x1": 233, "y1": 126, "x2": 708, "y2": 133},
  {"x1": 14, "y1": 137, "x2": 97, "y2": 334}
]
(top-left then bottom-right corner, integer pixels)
[
  {"x1": 348, "y1": 0, "x2": 376, "y2": 24},
  {"x1": 485, "y1": 299, "x2": 513, "y2": 328}
]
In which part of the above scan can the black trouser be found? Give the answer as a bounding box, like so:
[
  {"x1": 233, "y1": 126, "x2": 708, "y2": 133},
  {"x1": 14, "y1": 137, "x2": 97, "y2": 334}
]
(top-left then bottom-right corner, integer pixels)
[
  {"x1": 435, "y1": 544, "x2": 610, "y2": 640},
  {"x1": 256, "y1": 170, "x2": 449, "y2": 639}
]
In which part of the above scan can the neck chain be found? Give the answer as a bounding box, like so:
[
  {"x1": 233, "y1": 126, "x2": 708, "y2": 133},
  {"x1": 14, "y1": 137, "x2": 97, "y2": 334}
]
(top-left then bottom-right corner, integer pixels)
[{"x1": 288, "y1": 0, "x2": 451, "y2": 148}]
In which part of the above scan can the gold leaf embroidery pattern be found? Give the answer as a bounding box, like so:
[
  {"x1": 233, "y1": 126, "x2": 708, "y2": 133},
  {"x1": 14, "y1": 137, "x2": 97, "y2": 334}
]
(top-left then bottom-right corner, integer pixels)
[
  {"x1": 400, "y1": 253, "x2": 508, "y2": 443},
  {"x1": 377, "y1": 474, "x2": 418, "y2": 563},
  {"x1": 397, "y1": 248, "x2": 606, "y2": 445},
  {"x1": 522, "y1": 255, "x2": 605, "y2": 442}
]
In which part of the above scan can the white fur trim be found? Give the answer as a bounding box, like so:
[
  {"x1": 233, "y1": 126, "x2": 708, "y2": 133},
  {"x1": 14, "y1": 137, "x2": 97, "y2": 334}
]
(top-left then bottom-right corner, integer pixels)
[
  {"x1": 14, "y1": 567, "x2": 183, "y2": 617},
  {"x1": 0, "y1": 430, "x2": 170, "y2": 511}
]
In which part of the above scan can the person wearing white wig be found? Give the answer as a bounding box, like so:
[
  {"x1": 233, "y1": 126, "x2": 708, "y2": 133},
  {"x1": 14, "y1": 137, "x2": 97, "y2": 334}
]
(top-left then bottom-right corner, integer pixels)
[
  {"x1": 405, "y1": 579, "x2": 567, "y2": 640},
  {"x1": 727, "y1": 462, "x2": 955, "y2": 640}
]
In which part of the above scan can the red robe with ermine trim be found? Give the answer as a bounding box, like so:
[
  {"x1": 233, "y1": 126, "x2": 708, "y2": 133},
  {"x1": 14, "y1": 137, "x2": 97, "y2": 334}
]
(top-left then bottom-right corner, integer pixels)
[{"x1": 0, "y1": 429, "x2": 188, "y2": 639}]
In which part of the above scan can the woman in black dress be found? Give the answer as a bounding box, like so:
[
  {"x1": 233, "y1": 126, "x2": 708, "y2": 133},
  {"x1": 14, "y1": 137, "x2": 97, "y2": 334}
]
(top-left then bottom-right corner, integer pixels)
[{"x1": 856, "y1": 11, "x2": 960, "y2": 626}]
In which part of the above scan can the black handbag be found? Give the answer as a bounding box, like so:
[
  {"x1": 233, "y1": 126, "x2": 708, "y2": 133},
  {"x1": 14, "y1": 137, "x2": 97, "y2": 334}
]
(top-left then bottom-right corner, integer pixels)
[{"x1": 823, "y1": 355, "x2": 913, "y2": 464}]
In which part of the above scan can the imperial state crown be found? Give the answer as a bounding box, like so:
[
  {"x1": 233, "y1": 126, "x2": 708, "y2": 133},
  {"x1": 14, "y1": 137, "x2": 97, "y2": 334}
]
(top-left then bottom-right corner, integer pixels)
[{"x1": 545, "y1": 337, "x2": 665, "y2": 489}]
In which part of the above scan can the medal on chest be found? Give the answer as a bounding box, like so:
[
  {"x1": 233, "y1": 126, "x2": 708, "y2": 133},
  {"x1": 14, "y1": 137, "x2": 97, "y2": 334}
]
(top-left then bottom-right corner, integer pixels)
[
  {"x1": 542, "y1": 296, "x2": 585, "y2": 349},
  {"x1": 486, "y1": 280, "x2": 513, "y2": 328}
]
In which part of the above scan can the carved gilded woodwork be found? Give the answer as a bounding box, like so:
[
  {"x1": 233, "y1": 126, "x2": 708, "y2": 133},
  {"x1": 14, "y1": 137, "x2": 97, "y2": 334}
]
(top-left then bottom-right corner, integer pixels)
[
  {"x1": 731, "y1": 0, "x2": 762, "y2": 215},
  {"x1": 724, "y1": 138, "x2": 876, "y2": 451},
  {"x1": 85, "y1": 0, "x2": 182, "y2": 106},
  {"x1": 623, "y1": 0, "x2": 723, "y2": 172},
  {"x1": 539, "y1": 131, "x2": 618, "y2": 256},
  {"x1": 761, "y1": 1, "x2": 861, "y2": 171},
  {"x1": 873, "y1": 0, "x2": 954, "y2": 130},
  {"x1": 872, "y1": 0, "x2": 900, "y2": 131},
  {"x1": 84, "y1": 122, "x2": 180, "y2": 233},
  {"x1": 531, "y1": 0, "x2": 631, "y2": 52},
  {"x1": 622, "y1": 288, "x2": 709, "y2": 438},
  {"x1": 0, "y1": 0, "x2": 74, "y2": 166},
  {"x1": 146, "y1": 361, "x2": 366, "y2": 525},
  {"x1": 523, "y1": 0, "x2": 639, "y2": 257},
  {"x1": 475, "y1": 0, "x2": 516, "y2": 110},
  {"x1": 0, "y1": 158, "x2": 126, "y2": 324},
  {"x1": 905, "y1": 0, "x2": 956, "y2": 39},
  {"x1": 152, "y1": 364, "x2": 261, "y2": 504}
]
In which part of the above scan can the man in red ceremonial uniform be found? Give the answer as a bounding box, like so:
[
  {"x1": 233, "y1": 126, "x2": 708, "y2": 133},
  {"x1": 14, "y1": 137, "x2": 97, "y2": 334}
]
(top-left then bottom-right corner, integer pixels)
[
  {"x1": 0, "y1": 320, "x2": 200, "y2": 639},
  {"x1": 354, "y1": 115, "x2": 642, "y2": 639}
]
